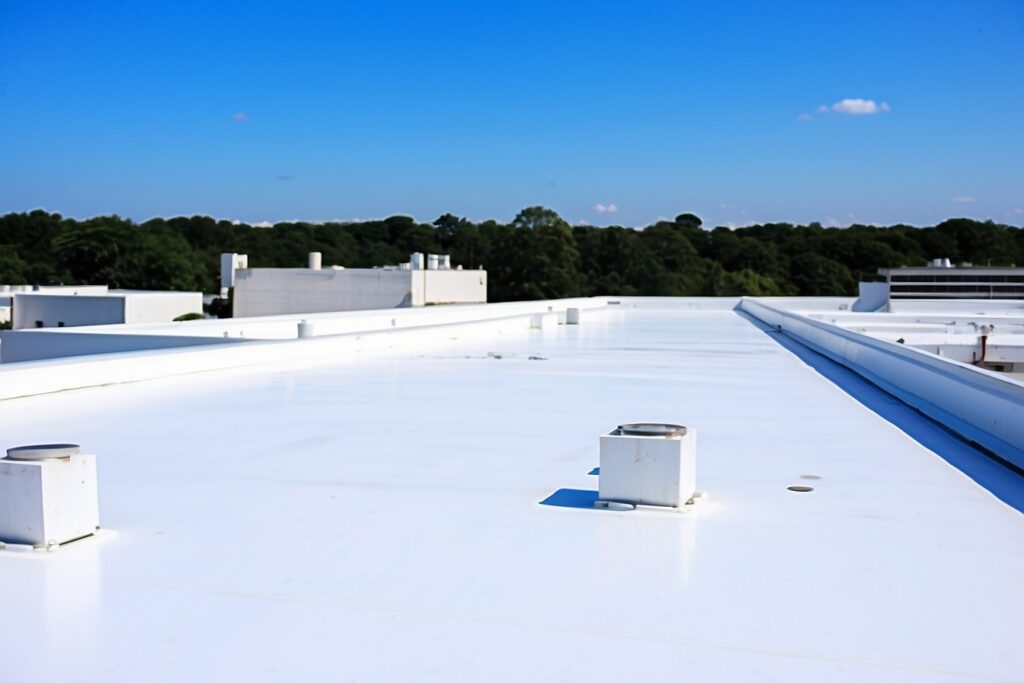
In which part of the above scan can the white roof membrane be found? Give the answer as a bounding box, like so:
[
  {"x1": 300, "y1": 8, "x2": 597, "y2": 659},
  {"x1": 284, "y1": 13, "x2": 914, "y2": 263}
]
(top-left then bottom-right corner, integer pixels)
[{"x1": 0, "y1": 301, "x2": 1021, "y2": 682}]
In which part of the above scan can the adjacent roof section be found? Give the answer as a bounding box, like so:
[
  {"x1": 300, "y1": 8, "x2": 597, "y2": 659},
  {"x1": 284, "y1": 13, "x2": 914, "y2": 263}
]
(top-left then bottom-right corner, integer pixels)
[{"x1": 0, "y1": 297, "x2": 1022, "y2": 682}]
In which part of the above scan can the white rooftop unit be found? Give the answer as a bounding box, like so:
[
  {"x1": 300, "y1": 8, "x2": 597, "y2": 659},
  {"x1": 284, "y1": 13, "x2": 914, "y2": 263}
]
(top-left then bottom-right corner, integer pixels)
[
  {"x1": 598, "y1": 423, "x2": 697, "y2": 508},
  {"x1": 0, "y1": 444, "x2": 99, "y2": 549}
]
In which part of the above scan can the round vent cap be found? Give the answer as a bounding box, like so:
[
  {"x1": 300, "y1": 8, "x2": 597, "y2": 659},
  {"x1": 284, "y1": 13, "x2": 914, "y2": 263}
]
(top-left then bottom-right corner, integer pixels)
[
  {"x1": 6, "y1": 444, "x2": 81, "y2": 461},
  {"x1": 616, "y1": 423, "x2": 687, "y2": 437}
]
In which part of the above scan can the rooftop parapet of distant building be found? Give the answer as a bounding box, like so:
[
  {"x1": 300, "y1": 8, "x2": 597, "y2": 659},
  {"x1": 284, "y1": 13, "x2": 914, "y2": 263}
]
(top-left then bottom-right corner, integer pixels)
[
  {"x1": 9, "y1": 288, "x2": 203, "y2": 329},
  {"x1": 878, "y1": 261, "x2": 1024, "y2": 300},
  {"x1": 225, "y1": 251, "x2": 486, "y2": 317}
]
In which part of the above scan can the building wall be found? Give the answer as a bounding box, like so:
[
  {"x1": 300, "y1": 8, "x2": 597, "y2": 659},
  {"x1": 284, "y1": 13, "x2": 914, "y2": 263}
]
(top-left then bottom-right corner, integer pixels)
[
  {"x1": 880, "y1": 267, "x2": 1024, "y2": 299},
  {"x1": 0, "y1": 331, "x2": 241, "y2": 363},
  {"x1": 422, "y1": 270, "x2": 487, "y2": 304},
  {"x1": 13, "y1": 294, "x2": 126, "y2": 329},
  {"x1": 233, "y1": 268, "x2": 420, "y2": 316},
  {"x1": 852, "y1": 282, "x2": 890, "y2": 312},
  {"x1": 13, "y1": 292, "x2": 203, "y2": 329},
  {"x1": 123, "y1": 292, "x2": 203, "y2": 324}
]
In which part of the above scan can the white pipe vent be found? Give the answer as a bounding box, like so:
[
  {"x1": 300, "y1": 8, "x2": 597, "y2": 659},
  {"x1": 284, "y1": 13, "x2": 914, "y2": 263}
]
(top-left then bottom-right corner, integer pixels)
[
  {"x1": 530, "y1": 312, "x2": 557, "y2": 330},
  {"x1": 598, "y1": 424, "x2": 697, "y2": 509},
  {"x1": 0, "y1": 444, "x2": 100, "y2": 549}
]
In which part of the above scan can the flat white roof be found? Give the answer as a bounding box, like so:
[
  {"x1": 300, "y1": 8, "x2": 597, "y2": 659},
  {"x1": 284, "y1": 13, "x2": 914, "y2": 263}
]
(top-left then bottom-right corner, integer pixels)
[{"x1": 1, "y1": 299, "x2": 1022, "y2": 681}]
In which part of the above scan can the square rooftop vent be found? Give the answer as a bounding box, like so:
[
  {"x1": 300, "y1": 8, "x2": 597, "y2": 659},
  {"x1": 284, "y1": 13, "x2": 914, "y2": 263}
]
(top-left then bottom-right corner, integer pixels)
[
  {"x1": 598, "y1": 424, "x2": 696, "y2": 508},
  {"x1": 0, "y1": 444, "x2": 99, "y2": 549}
]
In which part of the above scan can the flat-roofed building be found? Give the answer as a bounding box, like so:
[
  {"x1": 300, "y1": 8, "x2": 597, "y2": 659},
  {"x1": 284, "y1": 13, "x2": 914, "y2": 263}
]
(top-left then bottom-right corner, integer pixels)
[
  {"x1": 879, "y1": 261, "x2": 1024, "y2": 299},
  {"x1": 227, "y1": 251, "x2": 487, "y2": 317},
  {"x1": 11, "y1": 288, "x2": 203, "y2": 329}
]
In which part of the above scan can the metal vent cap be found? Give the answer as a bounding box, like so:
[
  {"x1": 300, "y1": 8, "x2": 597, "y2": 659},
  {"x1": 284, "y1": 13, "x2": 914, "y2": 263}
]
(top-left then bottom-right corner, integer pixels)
[
  {"x1": 6, "y1": 444, "x2": 81, "y2": 461},
  {"x1": 615, "y1": 423, "x2": 687, "y2": 437}
]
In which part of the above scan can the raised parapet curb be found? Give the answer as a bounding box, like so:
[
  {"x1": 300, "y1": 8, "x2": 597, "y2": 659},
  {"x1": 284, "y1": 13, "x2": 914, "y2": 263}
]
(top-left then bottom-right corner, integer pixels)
[{"x1": 737, "y1": 297, "x2": 1024, "y2": 470}]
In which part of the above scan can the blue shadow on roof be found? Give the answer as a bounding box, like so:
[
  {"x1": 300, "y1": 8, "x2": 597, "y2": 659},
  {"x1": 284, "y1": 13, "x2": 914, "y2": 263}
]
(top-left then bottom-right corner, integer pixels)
[
  {"x1": 738, "y1": 310, "x2": 1024, "y2": 514},
  {"x1": 588, "y1": 467, "x2": 599, "y2": 476},
  {"x1": 540, "y1": 488, "x2": 599, "y2": 509}
]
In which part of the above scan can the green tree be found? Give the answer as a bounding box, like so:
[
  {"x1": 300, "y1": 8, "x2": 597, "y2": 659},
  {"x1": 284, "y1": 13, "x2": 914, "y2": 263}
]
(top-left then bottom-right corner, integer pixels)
[
  {"x1": 789, "y1": 253, "x2": 856, "y2": 295},
  {"x1": 0, "y1": 250, "x2": 29, "y2": 283},
  {"x1": 512, "y1": 206, "x2": 569, "y2": 231}
]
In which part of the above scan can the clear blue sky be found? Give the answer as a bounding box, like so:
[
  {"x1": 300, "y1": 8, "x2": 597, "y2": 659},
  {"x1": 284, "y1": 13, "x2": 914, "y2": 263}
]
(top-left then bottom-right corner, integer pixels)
[{"x1": 1, "y1": 0, "x2": 1021, "y2": 228}]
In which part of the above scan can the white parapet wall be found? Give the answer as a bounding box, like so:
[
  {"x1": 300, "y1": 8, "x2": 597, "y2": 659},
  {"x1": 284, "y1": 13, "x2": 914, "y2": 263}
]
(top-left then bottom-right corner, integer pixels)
[
  {"x1": 14, "y1": 294, "x2": 127, "y2": 328},
  {"x1": 234, "y1": 268, "x2": 421, "y2": 316},
  {"x1": 737, "y1": 297, "x2": 1024, "y2": 470},
  {"x1": 120, "y1": 291, "x2": 203, "y2": 323},
  {"x1": 420, "y1": 269, "x2": 487, "y2": 305},
  {"x1": 0, "y1": 297, "x2": 607, "y2": 397},
  {"x1": 233, "y1": 267, "x2": 487, "y2": 317},
  {"x1": 12, "y1": 291, "x2": 202, "y2": 329}
]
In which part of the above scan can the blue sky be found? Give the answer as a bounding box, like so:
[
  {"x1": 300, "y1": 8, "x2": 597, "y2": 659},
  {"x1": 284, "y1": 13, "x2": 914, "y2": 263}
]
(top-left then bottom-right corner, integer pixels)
[{"x1": 1, "y1": 0, "x2": 1022, "y2": 228}]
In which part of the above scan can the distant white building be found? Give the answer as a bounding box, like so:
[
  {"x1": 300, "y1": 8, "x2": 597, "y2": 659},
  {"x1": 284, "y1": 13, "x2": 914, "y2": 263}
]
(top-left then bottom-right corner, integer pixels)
[
  {"x1": 2, "y1": 285, "x2": 110, "y2": 325},
  {"x1": 227, "y1": 252, "x2": 487, "y2": 317},
  {"x1": 878, "y1": 261, "x2": 1024, "y2": 300},
  {"x1": 11, "y1": 287, "x2": 203, "y2": 329}
]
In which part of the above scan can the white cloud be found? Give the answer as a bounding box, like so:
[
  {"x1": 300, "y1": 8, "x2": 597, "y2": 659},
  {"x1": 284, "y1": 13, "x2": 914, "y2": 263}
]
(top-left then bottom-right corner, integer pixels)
[
  {"x1": 595, "y1": 203, "x2": 619, "y2": 213},
  {"x1": 797, "y1": 113, "x2": 812, "y2": 122},
  {"x1": 952, "y1": 196, "x2": 976, "y2": 204},
  {"x1": 1011, "y1": 208, "x2": 1023, "y2": 215},
  {"x1": 825, "y1": 98, "x2": 891, "y2": 115},
  {"x1": 232, "y1": 112, "x2": 248, "y2": 122},
  {"x1": 575, "y1": 219, "x2": 590, "y2": 226}
]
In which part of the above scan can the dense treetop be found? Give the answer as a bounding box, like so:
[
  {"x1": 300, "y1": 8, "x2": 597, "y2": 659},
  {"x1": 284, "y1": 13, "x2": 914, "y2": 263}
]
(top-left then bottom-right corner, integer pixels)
[{"x1": 1, "y1": 209, "x2": 1021, "y2": 301}]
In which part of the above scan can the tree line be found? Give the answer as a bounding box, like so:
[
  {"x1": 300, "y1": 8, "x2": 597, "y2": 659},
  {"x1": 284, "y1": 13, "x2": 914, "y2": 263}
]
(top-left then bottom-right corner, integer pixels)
[{"x1": 1, "y1": 207, "x2": 1021, "y2": 302}]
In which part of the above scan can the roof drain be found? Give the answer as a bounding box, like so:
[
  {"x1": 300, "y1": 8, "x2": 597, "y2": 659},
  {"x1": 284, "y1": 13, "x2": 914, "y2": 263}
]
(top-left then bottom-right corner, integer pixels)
[
  {"x1": 0, "y1": 444, "x2": 100, "y2": 550},
  {"x1": 596, "y1": 423, "x2": 702, "y2": 510}
]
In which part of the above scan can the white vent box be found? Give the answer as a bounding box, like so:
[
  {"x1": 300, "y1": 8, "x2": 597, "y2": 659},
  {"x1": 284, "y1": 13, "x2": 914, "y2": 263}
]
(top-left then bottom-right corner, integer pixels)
[
  {"x1": 598, "y1": 424, "x2": 696, "y2": 508},
  {"x1": 530, "y1": 312, "x2": 558, "y2": 330},
  {"x1": 0, "y1": 444, "x2": 99, "y2": 548}
]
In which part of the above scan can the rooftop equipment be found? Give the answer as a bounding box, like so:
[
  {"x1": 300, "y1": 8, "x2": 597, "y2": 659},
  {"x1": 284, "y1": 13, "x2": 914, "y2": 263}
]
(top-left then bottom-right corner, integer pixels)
[
  {"x1": 0, "y1": 444, "x2": 100, "y2": 549},
  {"x1": 598, "y1": 423, "x2": 697, "y2": 509},
  {"x1": 308, "y1": 252, "x2": 322, "y2": 271}
]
